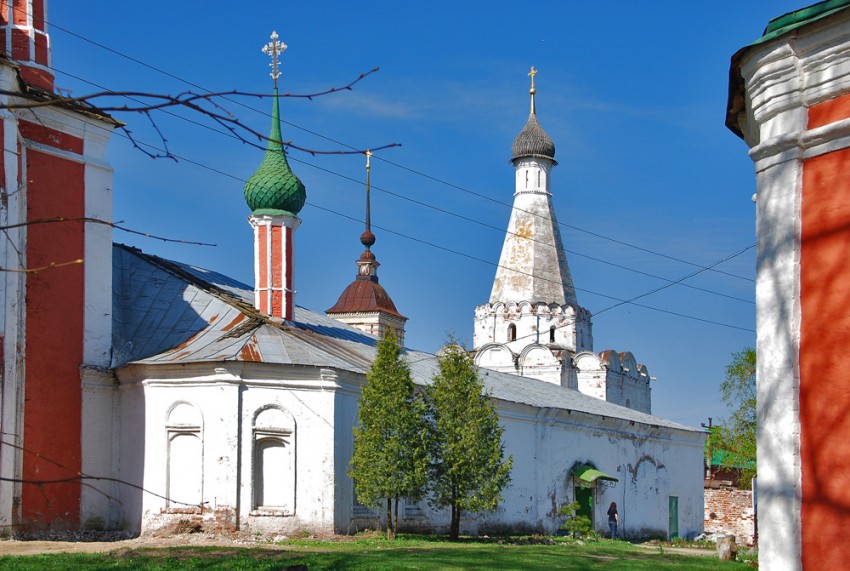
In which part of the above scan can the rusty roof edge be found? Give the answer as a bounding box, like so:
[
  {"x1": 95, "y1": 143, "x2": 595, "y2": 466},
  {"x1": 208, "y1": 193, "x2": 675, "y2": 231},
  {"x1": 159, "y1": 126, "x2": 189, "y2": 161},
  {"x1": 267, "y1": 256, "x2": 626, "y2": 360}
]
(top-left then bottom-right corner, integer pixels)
[
  {"x1": 117, "y1": 244, "x2": 262, "y2": 318},
  {"x1": 281, "y1": 326, "x2": 373, "y2": 371}
]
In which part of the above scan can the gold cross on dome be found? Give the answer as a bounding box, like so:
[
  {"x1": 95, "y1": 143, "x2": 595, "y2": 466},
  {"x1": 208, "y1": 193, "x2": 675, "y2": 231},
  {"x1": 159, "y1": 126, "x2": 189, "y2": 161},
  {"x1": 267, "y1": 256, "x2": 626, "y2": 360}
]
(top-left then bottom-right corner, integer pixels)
[
  {"x1": 262, "y1": 31, "x2": 287, "y2": 87},
  {"x1": 528, "y1": 66, "x2": 538, "y2": 92}
]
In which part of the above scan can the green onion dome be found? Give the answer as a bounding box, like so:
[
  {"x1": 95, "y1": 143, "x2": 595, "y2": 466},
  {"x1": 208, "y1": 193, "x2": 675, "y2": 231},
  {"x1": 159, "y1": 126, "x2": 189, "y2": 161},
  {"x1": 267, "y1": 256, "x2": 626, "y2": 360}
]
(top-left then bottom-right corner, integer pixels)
[{"x1": 243, "y1": 89, "x2": 306, "y2": 216}]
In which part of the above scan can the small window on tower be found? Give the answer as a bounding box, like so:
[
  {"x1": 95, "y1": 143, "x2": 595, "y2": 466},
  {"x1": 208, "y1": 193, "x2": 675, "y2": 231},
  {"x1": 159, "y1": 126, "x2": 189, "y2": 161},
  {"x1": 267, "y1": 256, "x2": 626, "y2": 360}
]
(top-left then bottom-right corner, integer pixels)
[
  {"x1": 508, "y1": 323, "x2": 517, "y2": 342},
  {"x1": 550, "y1": 326, "x2": 556, "y2": 343},
  {"x1": 525, "y1": 170, "x2": 529, "y2": 188},
  {"x1": 538, "y1": 170, "x2": 541, "y2": 187}
]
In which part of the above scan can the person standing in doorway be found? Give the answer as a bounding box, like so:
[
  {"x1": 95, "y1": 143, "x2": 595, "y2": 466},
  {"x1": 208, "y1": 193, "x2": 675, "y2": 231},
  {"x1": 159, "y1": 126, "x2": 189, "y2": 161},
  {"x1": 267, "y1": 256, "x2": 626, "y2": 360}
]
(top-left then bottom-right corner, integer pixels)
[{"x1": 607, "y1": 502, "x2": 619, "y2": 539}]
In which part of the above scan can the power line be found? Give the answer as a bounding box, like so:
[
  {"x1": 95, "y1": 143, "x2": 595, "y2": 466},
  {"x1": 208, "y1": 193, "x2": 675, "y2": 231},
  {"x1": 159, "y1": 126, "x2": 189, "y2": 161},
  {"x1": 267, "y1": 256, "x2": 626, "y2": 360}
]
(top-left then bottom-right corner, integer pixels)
[
  {"x1": 49, "y1": 67, "x2": 755, "y2": 307},
  {"x1": 41, "y1": 13, "x2": 755, "y2": 284},
  {"x1": 288, "y1": 155, "x2": 754, "y2": 306},
  {"x1": 105, "y1": 124, "x2": 754, "y2": 333},
  {"x1": 17, "y1": 16, "x2": 756, "y2": 332},
  {"x1": 404, "y1": 242, "x2": 756, "y2": 365}
]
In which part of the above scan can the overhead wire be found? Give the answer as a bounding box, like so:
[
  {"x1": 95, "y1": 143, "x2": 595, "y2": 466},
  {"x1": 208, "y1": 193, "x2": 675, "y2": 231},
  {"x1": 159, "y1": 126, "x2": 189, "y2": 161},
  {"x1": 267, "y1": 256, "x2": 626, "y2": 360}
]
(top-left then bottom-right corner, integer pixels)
[
  {"x1": 37, "y1": 9, "x2": 755, "y2": 284},
  {"x1": 14, "y1": 10, "x2": 756, "y2": 332},
  {"x1": 101, "y1": 122, "x2": 755, "y2": 333},
  {"x1": 50, "y1": 66, "x2": 755, "y2": 307}
]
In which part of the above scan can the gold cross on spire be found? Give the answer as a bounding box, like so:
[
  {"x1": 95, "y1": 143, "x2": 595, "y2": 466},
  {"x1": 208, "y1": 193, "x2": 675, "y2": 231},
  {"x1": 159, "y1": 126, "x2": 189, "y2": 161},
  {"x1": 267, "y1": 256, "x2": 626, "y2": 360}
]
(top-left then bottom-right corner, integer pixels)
[
  {"x1": 528, "y1": 66, "x2": 538, "y2": 115},
  {"x1": 262, "y1": 31, "x2": 287, "y2": 88}
]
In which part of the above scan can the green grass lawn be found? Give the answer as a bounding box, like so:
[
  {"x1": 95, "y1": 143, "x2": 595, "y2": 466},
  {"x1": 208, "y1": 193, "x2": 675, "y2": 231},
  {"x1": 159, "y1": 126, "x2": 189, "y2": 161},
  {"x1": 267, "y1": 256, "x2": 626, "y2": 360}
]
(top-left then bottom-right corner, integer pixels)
[{"x1": 0, "y1": 537, "x2": 753, "y2": 570}]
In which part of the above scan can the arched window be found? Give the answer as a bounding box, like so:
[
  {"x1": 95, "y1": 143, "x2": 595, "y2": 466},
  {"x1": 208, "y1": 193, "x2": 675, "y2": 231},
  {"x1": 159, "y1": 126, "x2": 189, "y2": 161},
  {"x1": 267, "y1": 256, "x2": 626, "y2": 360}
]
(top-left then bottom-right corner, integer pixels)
[
  {"x1": 549, "y1": 326, "x2": 556, "y2": 343},
  {"x1": 169, "y1": 433, "x2": 202, "y2": 508},
  {"x1": 166, "y1": 402, "x2": 203, "y2": 511},
  {"x1": 254, "y1": 436, "x2": 291, "y2": 508},
  {"x1": 508, "y1": 323, "x2": 517, "y2": 342},
  {"x1": 253, "y1": 407, "x2": 296, "y2": 514}
]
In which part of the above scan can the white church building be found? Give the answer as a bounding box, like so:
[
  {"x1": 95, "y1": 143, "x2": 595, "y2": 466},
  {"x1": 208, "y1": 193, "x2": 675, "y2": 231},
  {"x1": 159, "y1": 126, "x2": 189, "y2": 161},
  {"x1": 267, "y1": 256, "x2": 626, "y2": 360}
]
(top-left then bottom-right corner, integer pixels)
[{"x1": 0, "y1": 8, "x2": 704, "y2": 539}]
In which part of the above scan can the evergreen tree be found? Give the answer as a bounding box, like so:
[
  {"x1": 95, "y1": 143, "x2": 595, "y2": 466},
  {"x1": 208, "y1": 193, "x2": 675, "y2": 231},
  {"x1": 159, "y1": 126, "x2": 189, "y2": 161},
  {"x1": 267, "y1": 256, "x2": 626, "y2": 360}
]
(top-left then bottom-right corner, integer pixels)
[
  {"x1": 349, "y1": 330, "x2": 428, "y2": 539},
  {"x1": 427, "y1": 342, "x2": 512, "y2": 540}
]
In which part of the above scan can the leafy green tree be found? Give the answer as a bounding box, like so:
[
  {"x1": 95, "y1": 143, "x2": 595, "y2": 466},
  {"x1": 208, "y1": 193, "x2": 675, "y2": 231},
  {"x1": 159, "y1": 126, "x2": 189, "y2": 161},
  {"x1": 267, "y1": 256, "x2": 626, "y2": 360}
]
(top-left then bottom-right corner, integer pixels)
[
  {"x1": 349, "y1": 330, "x2": 429, "y2": 539},
  {"x1": 427, "y1": 342, "x2": 513, "y2": 541},
  {"x1": 713, "y1": 347, "x2": 757, "y2": 489}
]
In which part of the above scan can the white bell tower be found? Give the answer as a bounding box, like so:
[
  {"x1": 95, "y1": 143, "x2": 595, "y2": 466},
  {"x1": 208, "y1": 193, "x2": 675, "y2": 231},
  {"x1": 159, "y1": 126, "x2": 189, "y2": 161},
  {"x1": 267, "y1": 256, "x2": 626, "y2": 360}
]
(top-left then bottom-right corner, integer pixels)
[{"x1": 473, "y1": 67, "x2": 593, "y2": 386}]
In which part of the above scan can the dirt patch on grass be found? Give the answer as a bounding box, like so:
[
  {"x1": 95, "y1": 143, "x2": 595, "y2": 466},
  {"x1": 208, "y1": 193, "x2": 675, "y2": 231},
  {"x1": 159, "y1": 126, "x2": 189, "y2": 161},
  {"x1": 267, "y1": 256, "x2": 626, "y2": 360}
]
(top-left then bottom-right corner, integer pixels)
[{"x1": 0, "y1": 535, "x2": 289, "y2": 556}]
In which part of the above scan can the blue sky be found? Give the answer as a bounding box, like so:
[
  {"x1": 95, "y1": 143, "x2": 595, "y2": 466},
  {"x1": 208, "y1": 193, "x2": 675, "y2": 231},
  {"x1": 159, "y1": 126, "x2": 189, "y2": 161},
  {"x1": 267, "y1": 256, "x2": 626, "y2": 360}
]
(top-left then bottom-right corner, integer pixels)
[{"x1": 46, "y1": 2, "x2": 803, "y2": 427}]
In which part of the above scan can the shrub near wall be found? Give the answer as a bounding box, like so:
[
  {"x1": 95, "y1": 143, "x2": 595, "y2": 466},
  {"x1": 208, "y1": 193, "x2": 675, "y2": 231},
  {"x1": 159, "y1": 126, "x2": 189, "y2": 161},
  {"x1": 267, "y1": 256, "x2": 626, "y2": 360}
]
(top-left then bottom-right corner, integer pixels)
[{"x1": 704, "y1": 489, "x2": 754, "y2": 545}]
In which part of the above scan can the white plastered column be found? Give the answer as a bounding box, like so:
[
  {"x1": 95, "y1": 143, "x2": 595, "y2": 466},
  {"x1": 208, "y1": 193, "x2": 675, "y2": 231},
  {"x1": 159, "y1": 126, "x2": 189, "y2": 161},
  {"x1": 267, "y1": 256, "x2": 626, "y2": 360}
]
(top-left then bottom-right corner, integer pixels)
[{"x1": 0, "y1": 63, "x2": 23, "y2": 531}]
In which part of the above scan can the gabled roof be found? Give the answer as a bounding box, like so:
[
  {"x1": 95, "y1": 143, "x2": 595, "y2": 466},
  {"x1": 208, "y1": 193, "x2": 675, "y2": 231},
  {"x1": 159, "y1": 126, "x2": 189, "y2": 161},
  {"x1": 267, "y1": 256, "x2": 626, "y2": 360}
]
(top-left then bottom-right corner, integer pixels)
[
  {"x1": 111, "y1": 243, "x2": 699, "y2": 433},
  {"x1": 112, "y1": 243, "x2": 376, "y2": 370}
]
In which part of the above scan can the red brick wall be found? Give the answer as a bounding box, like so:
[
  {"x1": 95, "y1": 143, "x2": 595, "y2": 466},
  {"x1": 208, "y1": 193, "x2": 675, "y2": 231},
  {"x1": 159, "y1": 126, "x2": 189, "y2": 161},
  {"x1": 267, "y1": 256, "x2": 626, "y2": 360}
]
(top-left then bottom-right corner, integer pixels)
[
  {"x1": 21, "y1": 138, "x2": 86, "y2": 529},
  {"x1": 800, "y1": 93, "x2": 850, "y2": 569},
  {"x1": 704, "y1": 489, "x2": 755, "y2": 546}
]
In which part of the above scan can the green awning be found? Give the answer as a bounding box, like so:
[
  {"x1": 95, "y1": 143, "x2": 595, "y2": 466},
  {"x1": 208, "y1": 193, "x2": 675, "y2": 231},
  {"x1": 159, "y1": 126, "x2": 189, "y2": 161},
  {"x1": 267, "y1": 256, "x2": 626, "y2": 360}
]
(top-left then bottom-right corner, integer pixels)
[{"x1": 572, "y1": 465, "x2": 618, "y2": 484}]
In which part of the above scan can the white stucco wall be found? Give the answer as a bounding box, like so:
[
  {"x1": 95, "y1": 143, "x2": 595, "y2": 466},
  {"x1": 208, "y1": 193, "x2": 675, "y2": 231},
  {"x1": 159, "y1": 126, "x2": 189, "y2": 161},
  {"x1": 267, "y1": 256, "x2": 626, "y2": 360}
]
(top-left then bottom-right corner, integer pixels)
[
  {"x1": 347, "y1": 393, "x2": 702, "y2": 538},
  {"x1": 113, "y1": 360, "x2": 702, "y2": 539},
  {"x1": 472, "y1": 402, "x2": 702, "y2": 537},
  {"x1": 117, "y1": 362, "x2": 345, "y2": 535}
]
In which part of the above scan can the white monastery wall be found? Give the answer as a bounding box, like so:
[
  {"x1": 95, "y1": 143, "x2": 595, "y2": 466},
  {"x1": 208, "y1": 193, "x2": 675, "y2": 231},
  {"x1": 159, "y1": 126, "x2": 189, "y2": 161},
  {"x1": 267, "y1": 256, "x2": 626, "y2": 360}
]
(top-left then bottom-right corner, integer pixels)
[
  {"x1": 113, "y1": 359, "x2": 700, "y2": 538},
  {"x1": 355, "y1": 397, "x2": 703, "y2": 538},
  {"x1": 486, "y1": 403, "x2": 702, "y2": 537},
  {"x1": 117, "y1": 363, "x2": 341, "y2": 535}
]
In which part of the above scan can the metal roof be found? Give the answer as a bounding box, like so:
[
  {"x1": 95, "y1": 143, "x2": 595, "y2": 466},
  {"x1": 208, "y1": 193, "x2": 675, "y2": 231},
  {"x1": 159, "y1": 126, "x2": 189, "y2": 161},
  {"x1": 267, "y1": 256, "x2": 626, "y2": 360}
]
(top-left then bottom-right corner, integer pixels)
[
  {"x1": 326, "y1": 276, "x2": 406, "y2": 318},
  {"x1": 111, "y1": 243, "x2": 699, "y2": 433}
]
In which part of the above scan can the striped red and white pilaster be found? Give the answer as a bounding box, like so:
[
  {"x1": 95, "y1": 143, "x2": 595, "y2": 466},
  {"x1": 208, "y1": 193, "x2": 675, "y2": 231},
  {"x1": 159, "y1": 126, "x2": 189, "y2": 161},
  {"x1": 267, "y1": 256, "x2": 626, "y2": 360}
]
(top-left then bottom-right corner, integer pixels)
[
  {"x1": 0, "y1": 0, "x2": 53, "y2": 91},
  {"x1": 250, "y1": 213, "x2": 300, "y2": 321}
]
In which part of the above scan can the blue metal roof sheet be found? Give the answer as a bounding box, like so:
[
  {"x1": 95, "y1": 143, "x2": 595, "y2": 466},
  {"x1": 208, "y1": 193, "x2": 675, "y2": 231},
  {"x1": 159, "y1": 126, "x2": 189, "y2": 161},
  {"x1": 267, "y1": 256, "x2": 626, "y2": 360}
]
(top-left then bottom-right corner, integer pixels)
[{"x1": 111, "y1": 243, "x2": 698, "y2": 433}]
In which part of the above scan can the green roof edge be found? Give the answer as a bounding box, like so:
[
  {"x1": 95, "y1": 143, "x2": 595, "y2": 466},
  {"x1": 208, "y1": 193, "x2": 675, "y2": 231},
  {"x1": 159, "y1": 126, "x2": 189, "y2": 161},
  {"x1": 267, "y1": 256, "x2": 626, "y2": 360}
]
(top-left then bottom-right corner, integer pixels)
[
  {"x1": 726, "y1": 0, "x2": 850, "y2": 139},
  {"x1": 251, "y1": 207, "x2": 298, "y2": 218},
  {"x1": 754, "y1": 0, "x2": 850, "y2": 48}
]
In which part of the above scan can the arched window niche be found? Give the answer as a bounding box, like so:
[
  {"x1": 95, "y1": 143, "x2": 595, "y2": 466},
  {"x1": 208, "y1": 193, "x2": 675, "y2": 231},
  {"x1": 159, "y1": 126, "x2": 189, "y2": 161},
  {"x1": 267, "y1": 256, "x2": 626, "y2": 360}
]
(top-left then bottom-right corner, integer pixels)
[
  {"x1": 252, "y1": 406, "x2": 296, "y2": 515},
  {"x1": 165, "y1": 401, "x2": 203, "y2": 512},
  {"x1": 508, "y1": 323, "x2": 517, "y2": 342}
]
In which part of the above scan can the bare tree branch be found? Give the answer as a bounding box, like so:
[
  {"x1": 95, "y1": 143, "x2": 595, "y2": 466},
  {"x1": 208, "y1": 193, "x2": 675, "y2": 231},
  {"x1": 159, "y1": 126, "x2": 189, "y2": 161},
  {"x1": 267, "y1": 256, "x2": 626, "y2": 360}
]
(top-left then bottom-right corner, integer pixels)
[
  {"x1": 0, "y1": 216, "x2": 217, "y2": 247},
  {"x1": 0, "y1": 258, "x2": 82, "y2": 274},
  {"x1": 0, "y1": 68, "x2": 402, "y2": 157}
]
